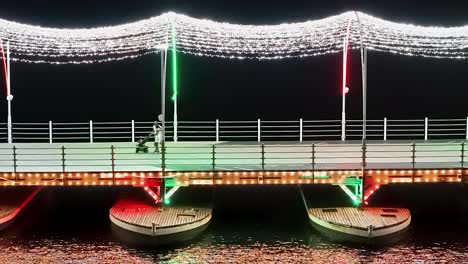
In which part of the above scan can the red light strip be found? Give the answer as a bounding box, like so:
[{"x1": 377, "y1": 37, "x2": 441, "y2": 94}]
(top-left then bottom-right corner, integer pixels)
[
  {"x1": 342, "y1": 19, "x2": 352, "y2": 95},
  {"x1": 0, "y1": 40, "x2": 8, "y2": 96},
  {"x1": 143, "y1": 186, "x2": 160, "y2": 203},
  {"x1": 363, "y1": 185, "x2": 380, "y2": 204}
]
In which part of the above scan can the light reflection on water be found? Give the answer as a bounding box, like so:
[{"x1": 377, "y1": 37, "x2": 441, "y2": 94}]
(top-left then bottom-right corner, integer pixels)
[
  {"x1": 0, "y1": 220, "x2": 466, "y2": 263},
  {"x1": 0, "y1": 187, "x2": 466, "y2": 263}
]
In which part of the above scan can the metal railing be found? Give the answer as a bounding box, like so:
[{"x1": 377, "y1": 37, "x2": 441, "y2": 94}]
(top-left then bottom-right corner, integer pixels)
[
  {"x1": 1, "y1": 117, "x2": 468, "y2": 143},
  {"x1": 0, "y1": 141, "x2": 465, "y2": 173}
]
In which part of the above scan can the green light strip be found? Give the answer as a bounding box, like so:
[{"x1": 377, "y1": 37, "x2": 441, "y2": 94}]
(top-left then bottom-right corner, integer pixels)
[
  {"x1": 171, "y1": 23, "x2": 178, "y2": 101},
  {"x1": 338, "y1": 184, "x2": 361, "y2": 206},
  {"x1": 165, "y1": 186, "x2": 180, "y2": 200}
]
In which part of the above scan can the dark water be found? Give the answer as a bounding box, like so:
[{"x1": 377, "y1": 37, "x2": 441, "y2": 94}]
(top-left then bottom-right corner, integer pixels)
[{"x1": 0, "y1": 185, "x2": 467, "y2": 263}]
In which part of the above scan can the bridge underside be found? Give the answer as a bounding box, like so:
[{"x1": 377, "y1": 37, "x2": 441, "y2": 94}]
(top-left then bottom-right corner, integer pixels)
[
  {"x1": 0, "y1": 168, "x2": 465, "y2": 204},
  {"x1": 0, "y1": 169, "x2": 463, "y2": 187}
]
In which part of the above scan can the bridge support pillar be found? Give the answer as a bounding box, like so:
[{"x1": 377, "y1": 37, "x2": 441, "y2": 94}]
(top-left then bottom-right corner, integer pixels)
[
  {"x1": 337, "y1": 184, "x2": 361, "y2": 206},
  {"x1": 142, "y1": 176, "x2": 180, "y2": 206},
  {"x1": 362, "y1": 176, "x2": 380, "y2": 205},
  {"x1": 164, "y1": 186, "x2": 180, "y2": 204},
  {"x1": 335, "y1": 176, "x2": 362, "y2": 206},
  {"x1": 142, "y1": 178, "x2": 163, "y2": 204},
  {"x1": 162, "y1": 177, "x2": 178, "y2": 205},
  {"x1": 335, "y1": 174, "x2": 381, "y2": 207}
]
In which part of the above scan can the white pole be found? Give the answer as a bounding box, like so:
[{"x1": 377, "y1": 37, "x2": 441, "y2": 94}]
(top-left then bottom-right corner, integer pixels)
[
  {"x1": 171, "y1": 23, "x2": 178, "y2": 143},
  {"x1": 360, "y1": 46, "x2": 367, "y2": 205},
  {"x1": 257, "y1": 119, "x2": 261, "y2": 142},
  {"x1": 89, "y1": 120, "x2": 93, "y2": 143},
  {"x1": 131, "y1": 120, "x2": 135, "y2": 143},
  {"x1": 6, "y1": 41, "x2": 12, "y2": 144},
  {"x1": 49, "y1": 121, "x2": 53, "y2": 143},
  {"x1": 300, "y1": 118, "x2": 303, "y2": 142},
  {"x1": 362, "y1": 48, "x2": 367, "y2": 147},
  {"x1": 383, "y1": 117, "x2": 387, "y2": 141},
  {"x1": 354, "y1": 11, "x2": 367, "y2": 205},
  {"x1": 161, "y1": 49, "x2": 167, "y2": 148},
  {"x1": 162, "y1": 49, "x2": 167, "y2": 144},
  {"x1": 216, "y1": 119, "x2": 219, "y2": 142},
  {"x1": 161, "y1": 48, "x2": 168, "y2": 202},
  {"x1": 341, "y1": 36, "x2": 347, "y2": 142},
  {"x1": 424, "y1": 117, "x2": 428, "y2": 141}
]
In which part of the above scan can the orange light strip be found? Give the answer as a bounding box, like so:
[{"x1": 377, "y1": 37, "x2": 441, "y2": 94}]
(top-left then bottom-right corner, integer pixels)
[{"x1": 0, "y1": 169, "x2": 465, "y2": 186}]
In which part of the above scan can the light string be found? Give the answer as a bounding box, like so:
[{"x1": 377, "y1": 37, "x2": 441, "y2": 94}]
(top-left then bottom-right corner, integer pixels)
[{"x1": 0, "y1": 11, "x2": 467, "y2": 63}]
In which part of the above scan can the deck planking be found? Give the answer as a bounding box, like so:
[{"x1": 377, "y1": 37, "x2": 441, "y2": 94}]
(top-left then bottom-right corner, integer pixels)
[
  {"x1": 110, "y1": 200, "x2": 211, "y2": 230},
  {"x1": 309, "y1": 207, "x2": 410, "y2": 230}
]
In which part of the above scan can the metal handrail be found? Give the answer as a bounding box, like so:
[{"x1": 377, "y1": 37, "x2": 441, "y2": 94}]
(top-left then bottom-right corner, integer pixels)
[{"x1": 2, "y1": 117, "x2": 467, "y2": 143}]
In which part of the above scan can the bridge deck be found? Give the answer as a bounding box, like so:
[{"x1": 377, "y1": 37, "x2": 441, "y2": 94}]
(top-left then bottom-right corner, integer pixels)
[
  {"x1": 0, "y1": 140, "x2": 465, "y2": 187},
  {"x1": 0, "y1": 140, "x2": 465, "y2": 173}
]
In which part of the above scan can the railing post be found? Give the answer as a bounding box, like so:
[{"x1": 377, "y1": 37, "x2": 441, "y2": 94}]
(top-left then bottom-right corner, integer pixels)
[
  {"x1": 411, "y1": 142, "x2": 416, "y2": 183},
  {"x1": 131, "y1": 120, "x2": 135, "y2": 143},
  {"x1": 311, "y1": 144, "x2": 315, "y2": 184},
  {"x1": 161, "y1": 142, "x2": 166, "y2": 175},
  {"x1": 466, "y1": 117, "x2": 468, "y2": 140},
  {"x1": 300, "y1": 118, "x2": 303, "y2": 142},
  {"x1": 89, "y1": 120, "x2": 94, "y2": 143},
  {"x1": 7, "y1": 118, "x2": 12, "y2": 144},
  {"x1": 211, "y1": 144, "x2": 216, "y2": 184},
  {"x1": 361, "y1": 141, "x2": 367, "y2": 192},
  {"x1": 261, "y1": 143, "x2": 265, "y2": 171},
  {"x1": 461, "y1": 141, "x2": 465, "y2": 181},
  {"x1": 49, "y1": 121, "x2": 53, "y2": 144},
  {"x1": 61, "y1": 145, "x2": 66, "y2": 173},
  {"x1": 257, "y1": 119, "x2": 261, "y2": 142},
  {"x1": 160, "y1": 141, "x2": 166, "y2": 203},
  {"x1": 12, "y1": 146, "x2": 17, "y2": 174},
  {"x1": 211, "y1": 144, "x2": 216, "y2": 172},
  {"x1": 341, "y1": 117, "x2": 346, "y2": 141},
  {"x1": 383, "y1": 117, "x2": 387, "y2": 141},
  {"x1": 216, "y1": 119, "x2": 219, "y2": 142},
  {"x1": 61, "y1": 145, "x2": 66, "y2": 184},
  {"x1": 111, "y1": 145, "x2": 115, "y2": 186},
  {"x1": 424, "y1": 117, "x2": 428, "y2": 140},
  {"x1": 174, "y1": 121, "x2": 178, "y2": 142}
]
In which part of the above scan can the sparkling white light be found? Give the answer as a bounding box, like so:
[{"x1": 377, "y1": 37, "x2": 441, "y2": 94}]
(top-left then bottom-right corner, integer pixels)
[{"x1": 0, "y1": 11, "x2": 468, "y2": 64}]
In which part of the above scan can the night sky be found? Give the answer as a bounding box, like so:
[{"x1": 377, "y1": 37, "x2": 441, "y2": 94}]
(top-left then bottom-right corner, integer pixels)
[{"x1": 0, "y1": 0, "x2": 467, "y2": 123}]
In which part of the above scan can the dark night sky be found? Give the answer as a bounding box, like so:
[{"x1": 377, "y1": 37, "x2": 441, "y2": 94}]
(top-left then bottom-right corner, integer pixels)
[{"x1": 0, "y1": 0, "x2": 467, "y2": 122}]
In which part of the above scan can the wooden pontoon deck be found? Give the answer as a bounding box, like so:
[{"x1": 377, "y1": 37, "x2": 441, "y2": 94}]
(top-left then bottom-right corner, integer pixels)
[
  {"x1": 308, "y1": 207, "x2": 411, "y2": 239},
  {"x1": 110, "y1": 199, "x2": 211, "y2": 241}
]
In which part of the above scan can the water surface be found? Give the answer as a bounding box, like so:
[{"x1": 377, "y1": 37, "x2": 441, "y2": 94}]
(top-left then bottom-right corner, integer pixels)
[{"x1": 0, "y1": 185, "x2": 466, "y2": 263}]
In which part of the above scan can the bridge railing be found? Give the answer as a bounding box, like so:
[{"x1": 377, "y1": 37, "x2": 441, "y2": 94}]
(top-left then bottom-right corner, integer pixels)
[
  {"x1": 2, "y1": 117, "x2": 468, "y2": 143},
  {"x1": 0, "y1": 123, "x2": 7, "y2": 142},
  {"x1": 0, "y1": 141, "x2": 465, "y2": 173}
]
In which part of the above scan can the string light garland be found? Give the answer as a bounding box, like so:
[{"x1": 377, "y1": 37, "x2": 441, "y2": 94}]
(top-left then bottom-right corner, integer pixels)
[{"x1": 1, "y1": 11, "x2": 468, "y2": 64}]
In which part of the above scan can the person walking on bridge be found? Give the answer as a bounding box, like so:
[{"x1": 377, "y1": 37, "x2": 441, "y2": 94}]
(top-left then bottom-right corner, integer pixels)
[{"x1": 153, "y1": 121, "x2": 162, "y2": 153}]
